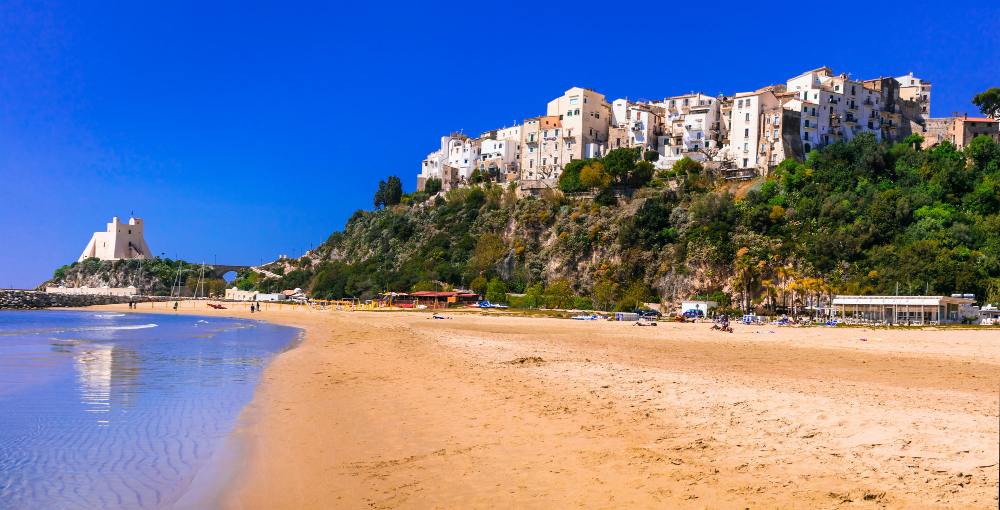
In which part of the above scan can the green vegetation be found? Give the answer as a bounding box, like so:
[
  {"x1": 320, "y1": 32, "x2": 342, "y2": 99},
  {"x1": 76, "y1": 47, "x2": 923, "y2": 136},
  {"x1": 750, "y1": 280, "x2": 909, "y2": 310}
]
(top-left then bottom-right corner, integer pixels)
[
  {"x1": 972, "y1": 87, "x2": 1000, "y2": 119},
  {"x1": 293, "y1": 130, "x2": 1000, "y2": 314},
  {"x1": 49, "y1": 105, "x2": 1000, "y2": 314}
]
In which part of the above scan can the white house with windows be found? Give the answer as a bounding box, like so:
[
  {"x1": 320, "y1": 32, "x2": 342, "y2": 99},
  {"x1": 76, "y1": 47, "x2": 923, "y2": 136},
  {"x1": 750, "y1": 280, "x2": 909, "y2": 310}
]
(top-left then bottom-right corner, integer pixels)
[
  {"x1": 896, "y1": 72, "x2": 931, "y2": 116},
  {"x1": 722, "y1": 90, "x2": 782, "y2": 170},
  {"x1": 610, "y1": 99, "x2": 663, "y2": 153},
  {"x1": 653, "y1": 92, "x2": 724, "y2": 166}
]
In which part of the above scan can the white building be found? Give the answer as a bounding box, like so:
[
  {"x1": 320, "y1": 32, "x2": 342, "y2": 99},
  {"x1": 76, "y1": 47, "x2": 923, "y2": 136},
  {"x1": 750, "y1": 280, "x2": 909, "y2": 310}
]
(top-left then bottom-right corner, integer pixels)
[
  {"x1": 478, "y1": 138, "x2": 519, "y2": 177},
  {"x1": 724, "y1": 90, "x2": 783, "y2": 170},
  {"x1": 654, "y1": 93, "x2": 725, "y2": 165},
  {"x1": 895, "y1": 72, "x2": 932, "y2": 116},
  {"x1": 609, "y1": 99, "x2": 663, "y2": 153},
  {"x1": 680, "y1": 300, "x2": 718, "y2": 315},
  {"x1": 79, "y1": 217, "x2": 151, "y2": 262},
  {"x1": 419, "y1": 134, "x2": 461, "y2": 190},
  {"x1": 831, "y1": 295, "x2": 975, "y2": 325}
]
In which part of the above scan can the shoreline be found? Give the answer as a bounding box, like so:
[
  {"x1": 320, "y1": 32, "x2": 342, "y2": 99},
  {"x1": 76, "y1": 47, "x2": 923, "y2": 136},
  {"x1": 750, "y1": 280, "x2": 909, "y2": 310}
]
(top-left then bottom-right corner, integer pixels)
[{"x1": 80, "y1": 303, "x2": 1000, "y2": 508}]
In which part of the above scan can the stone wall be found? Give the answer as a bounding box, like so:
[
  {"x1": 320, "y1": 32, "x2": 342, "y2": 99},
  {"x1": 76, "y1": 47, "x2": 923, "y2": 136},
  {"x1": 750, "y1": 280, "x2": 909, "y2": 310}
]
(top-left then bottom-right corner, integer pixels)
[{"x1": 0, "y1": 290, "x2": 150, "y2": 310}]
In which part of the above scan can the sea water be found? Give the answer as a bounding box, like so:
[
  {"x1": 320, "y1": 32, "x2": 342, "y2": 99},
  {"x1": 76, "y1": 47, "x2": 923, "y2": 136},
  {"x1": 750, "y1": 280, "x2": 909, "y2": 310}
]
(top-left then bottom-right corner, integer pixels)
[{"x1": 0, "y1": 310, "x2": 300, "y2": 509}]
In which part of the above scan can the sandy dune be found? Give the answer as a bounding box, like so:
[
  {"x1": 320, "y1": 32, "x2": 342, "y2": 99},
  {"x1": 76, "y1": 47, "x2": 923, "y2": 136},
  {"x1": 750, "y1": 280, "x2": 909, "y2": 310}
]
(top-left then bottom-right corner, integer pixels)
[{"x1": 88, "y1": 304, "x2": 1000, "y2": 508}]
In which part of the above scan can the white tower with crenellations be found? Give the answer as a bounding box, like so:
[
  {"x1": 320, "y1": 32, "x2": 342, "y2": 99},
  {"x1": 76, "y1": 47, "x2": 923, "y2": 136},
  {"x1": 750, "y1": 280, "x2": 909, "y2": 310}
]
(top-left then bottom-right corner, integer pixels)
[{"x1": 79, "y1": 217, "x2": 151, "y2": 262}]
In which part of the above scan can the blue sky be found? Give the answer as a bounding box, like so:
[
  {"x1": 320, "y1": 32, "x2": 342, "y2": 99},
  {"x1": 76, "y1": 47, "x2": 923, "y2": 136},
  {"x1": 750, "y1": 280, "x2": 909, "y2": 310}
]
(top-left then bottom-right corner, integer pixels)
[{"x1": 1, "y1": 0, "x2": 998, "y2": 289}]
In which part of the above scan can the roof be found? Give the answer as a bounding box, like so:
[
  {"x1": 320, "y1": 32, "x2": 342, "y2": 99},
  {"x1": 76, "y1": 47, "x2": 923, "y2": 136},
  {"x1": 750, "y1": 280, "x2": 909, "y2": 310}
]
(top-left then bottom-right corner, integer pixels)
[
  {"x1": 959, "y1": 117, "x2": 998, "y2": 123},
  {"x1": 832, "y1": 295, "x2": 975, "y2": 306},
  {"x1": 410, "y1": 291, "x2": 458, "y2": 297}
]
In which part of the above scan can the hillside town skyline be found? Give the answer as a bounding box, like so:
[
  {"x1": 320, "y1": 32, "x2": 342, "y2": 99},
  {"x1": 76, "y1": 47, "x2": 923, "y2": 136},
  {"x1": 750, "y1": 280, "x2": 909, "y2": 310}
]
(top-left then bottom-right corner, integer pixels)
[{"x1": 419, "y1": 67, "x2": 998, "y2": 193}]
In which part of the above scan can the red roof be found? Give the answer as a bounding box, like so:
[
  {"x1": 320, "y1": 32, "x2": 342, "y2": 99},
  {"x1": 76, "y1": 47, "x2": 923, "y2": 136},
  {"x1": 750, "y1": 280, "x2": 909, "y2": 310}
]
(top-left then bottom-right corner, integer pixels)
[
  {"x1": 410, "y1": 291, "x2": 458, "y2": 297},
  {"x1": 961, "y1": 117, "x2": 998, "y2": 123}
]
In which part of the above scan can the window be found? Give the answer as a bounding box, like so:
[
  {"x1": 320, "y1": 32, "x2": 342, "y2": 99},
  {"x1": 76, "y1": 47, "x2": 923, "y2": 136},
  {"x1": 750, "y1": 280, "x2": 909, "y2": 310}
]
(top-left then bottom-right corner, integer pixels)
[
  {"x1": 835, "y1": 85, "x2": 840, "y2": 91},
  {"x1": 569, "y1": 97, "x2": 579, "y2": 105},
  {"x1": 745, "y1": 113, "x2": 750, "y2": 121},
  {"x1": 559, "y1": 115, "x2": 563, "y2": 120},
  {"x1": 743, "y1": 158, "x2": 748, "y2": 167},
  {"x1": 567, "y1": 110, "x2": 572, "y2": 117},
  {"x1": 804, "y1": 120, "x2": 810, "y2": 127},
  {"x1": 766, "y1": 118, "x2": 771, "y2": 124},
  {"x1": 802, "y1": 106, "x2": 807, "y2": 113},
  {"x1": 595, "y1": 113, "x2": 599, "y2": 119},
  {"x1": 589, "y1": 128, "x2": 593, "y2": 135},
  {"x1": 766, "y1": 130, "x2": 770, "y2": 137},
  {"x1": 744, "y1": 128, "x2": 749, "y2": 137},
  {"x1": 744, "y1": 143, "x2": 748, "y2": 150},
  {"x1": 554, "y1": 143, "x2": 558, "y2": 149},
  {"x1": 584, "y1": 98, "x2": 587, "y2": 103},
  {"x1": 574, "y1": 109, "x2": 580, "y2": 115},
  {"x1": 761, "y1": 143, "x2": 766, "y2": 152},
  {"x1": 554, "y1": 157, "x2": 558, "y2": 165},
  {"x1": 738, "y1": 99, "x2": 744, "y2": 108}
]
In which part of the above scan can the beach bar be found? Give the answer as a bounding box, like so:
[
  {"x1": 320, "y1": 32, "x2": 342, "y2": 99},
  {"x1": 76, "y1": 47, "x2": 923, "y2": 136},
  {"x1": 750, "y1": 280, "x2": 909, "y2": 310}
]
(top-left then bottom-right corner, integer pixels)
[{"x1": 831, "y1": 295, "x2": 975, "y2": 325}]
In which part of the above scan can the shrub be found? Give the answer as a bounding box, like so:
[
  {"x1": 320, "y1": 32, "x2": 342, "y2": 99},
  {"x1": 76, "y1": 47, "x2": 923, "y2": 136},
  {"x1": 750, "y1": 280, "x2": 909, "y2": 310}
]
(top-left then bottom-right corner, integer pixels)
[
  {"x1": 643, "y1": 150, "x2": 659, "y2": 162},
  {"x1": 424, "y1": 178, "x2": 442, "y2": 194}
]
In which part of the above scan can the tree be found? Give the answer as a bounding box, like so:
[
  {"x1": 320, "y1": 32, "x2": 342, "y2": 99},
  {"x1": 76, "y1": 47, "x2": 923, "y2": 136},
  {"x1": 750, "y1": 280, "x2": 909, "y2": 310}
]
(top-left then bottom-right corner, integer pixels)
[
  {"x1": 474, "y1": 233, "x2": 504, "y2": 271},
  {"x1": 579, "y1": 161, "x2": 610, "y2": 188},
  {"x1": 558, "y1": 159, "x2": 592, "y2": 193},
  {"x1": 673, "y1": 156, "x2": 703, "y2": 175},
  {"x1": 385, "y1": 175, "x2": 403, "y2": 206},
  {"x1": 601, "y1": 147, "x2": 640, "y2": 184},
  {"x1": 486, "y1": 277, "x2": 508, "y2": 303},
  {"x1": 546, "y1": 277, "x2": 574, "y2": 309},
  {"x1": 470, "y1": 276, "x2": 488, "y2": 296},
  {"x1": 628, "y1": 161, "x2": 655, "y2": 188},
  {"x1": 424, "y1": 177, "x2": 442, "y2": 194},
  {"x1": 373, "y1": 180, "x2": 387, "y2": 209},
  {"x1": 972, "y1": 87, "x2": 1000, "y2": 120},
  {"x1": 643, "y1": 150, "x2": 659, "y2": 162},
  {"x1": 525, "y1": 283, "x2": 545, "y2": 308},
  {"x1": 903, "y1": 133, "x2": 924, "y2": 150}
]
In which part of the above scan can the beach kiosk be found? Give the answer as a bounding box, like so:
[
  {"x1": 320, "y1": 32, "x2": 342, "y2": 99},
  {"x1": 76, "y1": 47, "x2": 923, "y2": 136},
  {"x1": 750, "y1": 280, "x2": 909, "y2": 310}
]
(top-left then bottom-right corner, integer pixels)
[{"x1": 831, "y1": 295, "x2": 975, "y2": 325}]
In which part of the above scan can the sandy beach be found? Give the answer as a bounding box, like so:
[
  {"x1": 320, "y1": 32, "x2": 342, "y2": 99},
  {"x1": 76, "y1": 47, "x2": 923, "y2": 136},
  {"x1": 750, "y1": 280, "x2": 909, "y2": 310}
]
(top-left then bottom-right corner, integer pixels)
[{"x1": 87, "y1": 303, "x2": 1000, "y2": 508}]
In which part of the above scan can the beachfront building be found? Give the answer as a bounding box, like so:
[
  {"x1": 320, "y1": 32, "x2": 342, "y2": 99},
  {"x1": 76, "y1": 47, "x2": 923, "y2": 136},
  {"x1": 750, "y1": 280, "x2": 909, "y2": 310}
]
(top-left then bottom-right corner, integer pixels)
[
  {"x1": 680, "y1": 300, "x2": 718, "y2": 315},
  {"x1": 79, "y1": 217, "x2": 151, "y2": 262},
  {"x1": 831, "y1": 295, "x2": 976, "y2": 325},
  {"x1": 47, "y1": 285, "x2": 138, "y2": 296},
  {"x1": 895, "y1": 72, "x2": 932, "y2": 116},
  {"x1": 654, "y1": 93, "x2": 725, "y2": 166},
  {"x1": 225, "y1": 288, "x2": 288, "y2": 301}
]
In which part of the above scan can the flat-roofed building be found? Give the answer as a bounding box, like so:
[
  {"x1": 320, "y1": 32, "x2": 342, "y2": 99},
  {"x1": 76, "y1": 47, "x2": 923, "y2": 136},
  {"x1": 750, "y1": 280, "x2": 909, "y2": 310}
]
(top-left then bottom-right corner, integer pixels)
[
  {"x1": 831, "y1": 295, "x2": 975, "y2": 325},
  {"x1": 895, "y1": 72, "x2": 932, "y2": 116}
]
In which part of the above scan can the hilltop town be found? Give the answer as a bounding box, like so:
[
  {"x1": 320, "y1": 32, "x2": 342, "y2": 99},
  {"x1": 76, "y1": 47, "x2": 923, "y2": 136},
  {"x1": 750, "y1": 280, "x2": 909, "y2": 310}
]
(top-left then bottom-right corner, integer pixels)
[{"x1": 419, "y1": 67, "x2": 997, "y2": 194}]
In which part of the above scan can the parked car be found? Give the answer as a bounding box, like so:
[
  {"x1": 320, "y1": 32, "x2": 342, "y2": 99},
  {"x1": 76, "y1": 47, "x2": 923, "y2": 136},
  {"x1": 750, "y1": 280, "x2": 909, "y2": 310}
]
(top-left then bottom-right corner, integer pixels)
[{"x1": 683, "y1": 309, "x2": 704, "y2": 318}]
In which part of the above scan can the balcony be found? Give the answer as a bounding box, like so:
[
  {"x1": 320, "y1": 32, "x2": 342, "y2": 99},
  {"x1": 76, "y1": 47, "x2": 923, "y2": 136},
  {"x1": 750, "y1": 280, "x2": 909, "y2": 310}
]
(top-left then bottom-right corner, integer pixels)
[
  {"x1": 863, "y1": 99, "x2": 874, "y2": 107},
  {"x1": 686, "y1": 123, "x2": 703, "y2": 132},
  {"x1": 827, "y1": 129, "x2": 844, "y2": 138},
  {"x1": 562, "y1": 131, "x2": 575, "y2": 138},
  {"x1": 524, "y1": 138, "x2": 538, "y2": 144},
  {"x1": 802, "y1": 124, "x2": 816, "y2": 130},
  {"x1": 848, "y1": 103, "x2": 859, "y2": 111},
  {"x1": 803, "y1": 111, "x2": 818, "y2": 119},
  {"x1": 845, "y1": 116, "x2": 858, "y2": 125}
]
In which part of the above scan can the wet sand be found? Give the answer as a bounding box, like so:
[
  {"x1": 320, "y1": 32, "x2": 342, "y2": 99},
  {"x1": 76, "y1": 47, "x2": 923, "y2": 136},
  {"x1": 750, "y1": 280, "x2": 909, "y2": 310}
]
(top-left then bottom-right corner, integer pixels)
[{"x1": 88, "y1": 303, "x2": 1000, "y2": 508}]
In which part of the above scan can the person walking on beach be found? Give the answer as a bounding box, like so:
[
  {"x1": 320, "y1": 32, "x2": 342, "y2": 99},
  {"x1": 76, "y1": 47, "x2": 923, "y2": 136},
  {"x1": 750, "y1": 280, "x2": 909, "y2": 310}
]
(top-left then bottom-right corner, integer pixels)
[{"x1": 251, "y1": 304, "x2": 255, "y2": 313}]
